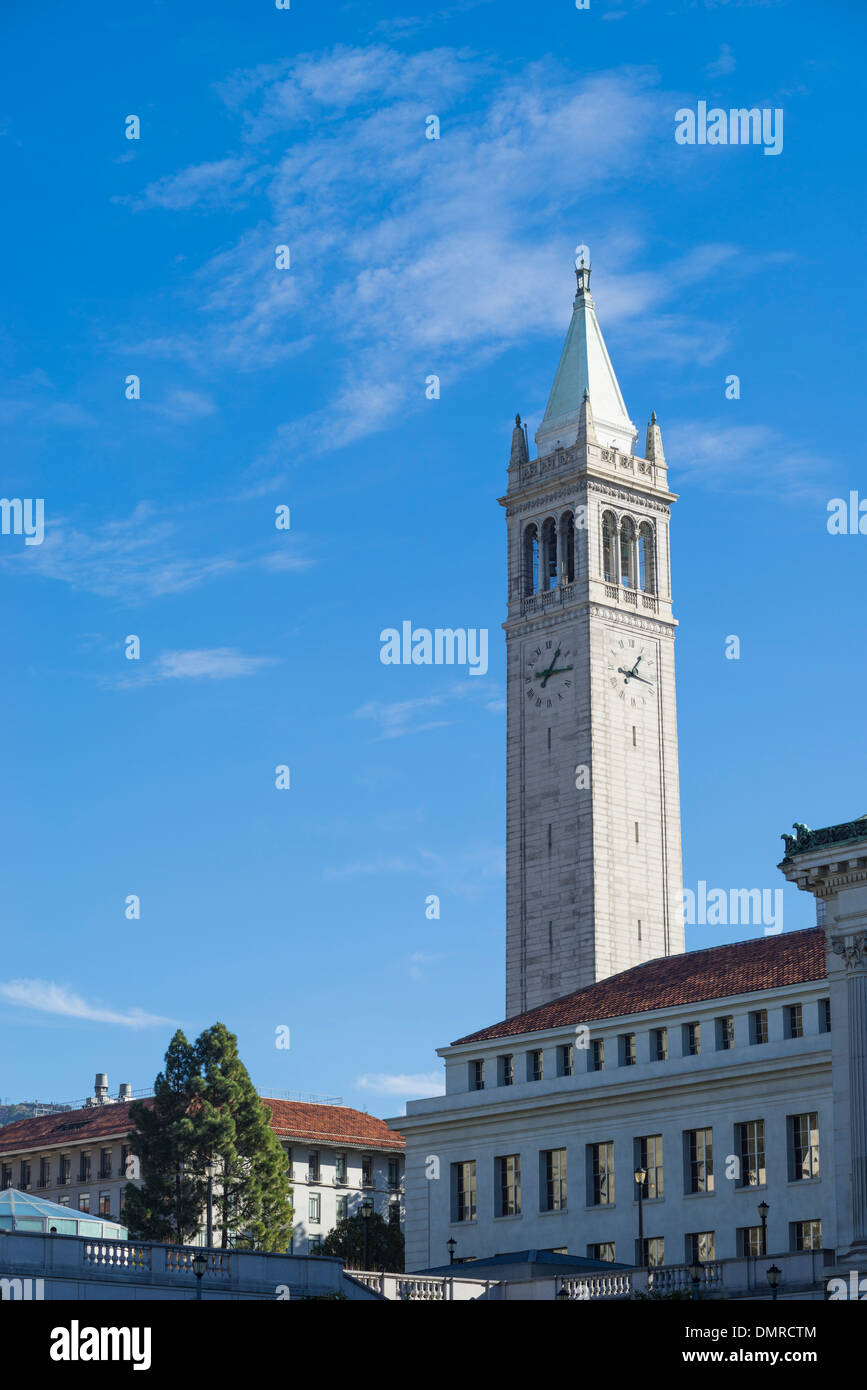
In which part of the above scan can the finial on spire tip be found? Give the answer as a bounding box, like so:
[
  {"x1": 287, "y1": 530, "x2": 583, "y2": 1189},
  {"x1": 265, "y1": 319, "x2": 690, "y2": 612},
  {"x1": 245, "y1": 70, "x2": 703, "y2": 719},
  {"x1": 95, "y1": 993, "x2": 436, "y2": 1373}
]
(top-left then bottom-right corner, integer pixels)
[
  {"x1": 651, "y1": 410, "x2": 657, "y2": 424},
  {"x1": 515, "y1": 413, "x2": 521, "y2": 425}
]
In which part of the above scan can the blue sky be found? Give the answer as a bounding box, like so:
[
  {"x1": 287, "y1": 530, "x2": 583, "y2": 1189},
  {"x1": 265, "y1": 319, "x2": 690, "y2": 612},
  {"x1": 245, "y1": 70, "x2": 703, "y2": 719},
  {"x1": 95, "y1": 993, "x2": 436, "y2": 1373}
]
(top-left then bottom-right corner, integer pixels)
[{"x1": 0, "y1": 0, "x2": 864, "y2": 1114}]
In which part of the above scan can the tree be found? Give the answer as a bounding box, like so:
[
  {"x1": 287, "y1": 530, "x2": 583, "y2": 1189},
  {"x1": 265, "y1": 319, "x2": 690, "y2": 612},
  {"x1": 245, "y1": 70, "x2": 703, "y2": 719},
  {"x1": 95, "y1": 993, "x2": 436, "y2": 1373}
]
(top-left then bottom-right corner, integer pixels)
[
  {"x1": 195, "y1": 1023, "x2": 294, "y2": 1252},
  {"x1": 318, "y1": 1212, "x2": 404, "y2": 1272},
  {"x1": 123, "y1": 1030, "x2": 210, "y2": 1244},
  {"x1": 124, "y1": 1023, "x2": 293, "y2": 1251}
]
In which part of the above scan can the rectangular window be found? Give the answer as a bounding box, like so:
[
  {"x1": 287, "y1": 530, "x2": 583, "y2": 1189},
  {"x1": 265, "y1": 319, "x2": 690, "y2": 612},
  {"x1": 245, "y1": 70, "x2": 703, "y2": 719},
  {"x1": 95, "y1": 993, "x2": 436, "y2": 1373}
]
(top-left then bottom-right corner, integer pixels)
[
  {"x1": 452, "y1": 1161, "x2": 477, "y2": 1223},
  {"x1": 498, "y1": 1054, "x2": 515, "y2": 1086},
  {"x1": 790, "y1": 1112, "x2": 820, "y2": 1180},
  {"x1": 541, "y1": 1148, "x2": 567, "y2": 1212},
  {"x1": 636, "y1": 1135, "x2": 663, "y2": 1199},
  {"x1": 308, "y1": 1235, "x2": 322, "y2": 1252},
  {"x1": 736, "y1": 1120, "x2": 766, "y2": 1187},
  {"x1": 495, "y1": 1154, "x2": 522, "y2": 1217},
  {"x1": 336, "y1": 1195, "x2": 348, "y2": 1222},
  {"x1": 737, "y1": 1226, "x2": 763, "y2": 1257},
  {"x1": 749, "y1": 1010, "x2": 768, "y2": 1045},
  {"x1": 99, "y1": 1148, "x2": 112, "y2": 1179},
  {"x1": 388, "y1": 1201, "x2": 400, "y2": 1226},
  {"x1": 559, "y1": 1043, "x2": 574, "y2": 1077},
  {"x1": 588, "y1": 1142, "x2": 615, "y2": 1206},
  {"x1": 685, "y1": 1128, "x2": 714, "y2": 1194},
  {"x1": 19, "y1": 1161, "x2": 31, "y2": 1190},
  {"x1": 590, "y1": 1039, "x2": 605, "y2": 1072},
  {"x1": 58, "y1": 1194, "x2": 70, "y2": 1208},
  {"x1": 59, "y1": 1155, "x2": 71, "y2": 1186},
  {"x1": 716, "y1": 1015, "x2": 734, "y2": 1051},
  {"x1": 819, "y1": 999, "x2": 831, "y2": 1034},
  {"x1": 39, "y1": 1157, "x2": 50, "y2": 1188},
  {"x1": 0, "y1": 1164, "x2": 11, "y2": 1190},
  {"x1": 619, "y1": 1033, "x2": 636, "y2": 1067},
  {"x1": 528, "y1": 1050, "x2": 544, "y2": 1081},
  {"x1": 361, "y1": 1156, "x2": 373, "y2": 1188},
  {"x1": 652, "y1": 1027, "x2": 668, "y2": 1062},
  {"x1": 98, "y1": 1191, "x2": 111, "y2": 1217},
  {"x1": 470, "y1": 1059, "x2": 485, "y2": 1091},
  {"x1": 684, "y1": 1021, "x2": 701, "y2": 1057},
  {"x1": 79, "y1": 1192, "x2": 91, "y2": 1214},
  {"x1": 388, "y1": 1156, "x2": 401, "y2": 1189},
  {"x1": 79, "y1": 1153, "x2": 91, "y2": 1184},
  {"x1": 792, "y1": 1219, "x2": 822, "y2": 1251},
  {"x1": 785, "y1": 1004, "x2": 804, "y2": 1039},
  {"x1": 588, "y1": 1242, "x2": 616, "y2": 1263},
  {"x1": 686, "y1": 1231, "x2": 715, "y2": 1264},
  {"x1": 308, "y1": 1194, "x2": 320, "y2": 1223},
  {"x1": 308, "y1": 1152, "x2": 320, "y2": 1183},
  {"x1": 638, "y1": 1237, "x2": 664, "y2": 1267},
  {"x1": 335, "y1": 1153, "x2": 346, "y2": 1184}
]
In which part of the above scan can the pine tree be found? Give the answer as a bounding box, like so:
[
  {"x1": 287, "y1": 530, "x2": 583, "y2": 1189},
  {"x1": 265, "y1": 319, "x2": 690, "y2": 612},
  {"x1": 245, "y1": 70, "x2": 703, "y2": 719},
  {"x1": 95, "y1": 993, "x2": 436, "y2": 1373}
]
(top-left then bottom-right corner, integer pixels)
[
  {"x1": 195, "y1": 1022, "x2": 294, "y2": 1251},
  {"x1": 123, "y1": 1030, "x2": 208, "y2": 1244}
]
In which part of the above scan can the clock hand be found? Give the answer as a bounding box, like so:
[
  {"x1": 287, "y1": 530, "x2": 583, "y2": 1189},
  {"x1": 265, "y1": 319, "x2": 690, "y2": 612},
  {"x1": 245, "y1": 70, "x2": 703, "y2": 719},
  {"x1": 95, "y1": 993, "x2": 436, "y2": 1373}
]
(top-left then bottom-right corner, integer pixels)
[
  {"x1": 545, "y1": 665, "x2": 573, "y2": 677},
  {"x1": 629, "y1": 673, "x2": 653, "y2": 686},
  {"x1": 538, "y1": 649, "x2": 562, "y2": 688}
]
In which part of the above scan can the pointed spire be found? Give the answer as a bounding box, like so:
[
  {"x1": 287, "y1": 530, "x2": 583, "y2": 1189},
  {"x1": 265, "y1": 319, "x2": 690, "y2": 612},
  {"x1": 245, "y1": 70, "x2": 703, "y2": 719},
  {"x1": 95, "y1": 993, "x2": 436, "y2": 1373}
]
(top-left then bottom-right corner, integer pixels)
[
  {"x1": 536, "y1": 258, "x2": 637, "y2": 459},
  {"x1": 575, "y1": 389, "x2": 597, "y2": 447},
  {"x1": 645, "y1": 410, "x2": 665, "y2": 465},
  {"x1": 510, "y1": 412, "x2": 529, "y2": 466}
]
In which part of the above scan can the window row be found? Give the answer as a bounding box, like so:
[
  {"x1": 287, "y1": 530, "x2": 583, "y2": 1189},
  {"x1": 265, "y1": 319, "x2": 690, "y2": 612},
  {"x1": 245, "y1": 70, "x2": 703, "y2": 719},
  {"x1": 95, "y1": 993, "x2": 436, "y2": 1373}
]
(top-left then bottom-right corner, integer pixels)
[
  {"x1": 282, "y1": 1147, "x2": 401, "y2": 1190},
  {"x1": 584, "y1": 1219, "x2": 823, "y2": 1267},
  {"x1": 467, "y1": 1000, "x2": 830, "y2": 1089},
  {"x1": 450, "y1": 1115, "x2": 820, "y2": 1222},
  {"x1": 0, "y1": 1146, "x2": 132, "y2": 1191}
]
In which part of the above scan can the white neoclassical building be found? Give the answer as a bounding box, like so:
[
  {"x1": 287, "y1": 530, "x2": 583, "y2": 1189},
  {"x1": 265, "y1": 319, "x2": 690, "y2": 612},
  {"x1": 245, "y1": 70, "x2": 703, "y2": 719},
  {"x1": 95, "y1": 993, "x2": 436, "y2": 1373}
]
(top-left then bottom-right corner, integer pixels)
[{"x1": 389, "y1": 257, "x2": 867, "y2": 1299}]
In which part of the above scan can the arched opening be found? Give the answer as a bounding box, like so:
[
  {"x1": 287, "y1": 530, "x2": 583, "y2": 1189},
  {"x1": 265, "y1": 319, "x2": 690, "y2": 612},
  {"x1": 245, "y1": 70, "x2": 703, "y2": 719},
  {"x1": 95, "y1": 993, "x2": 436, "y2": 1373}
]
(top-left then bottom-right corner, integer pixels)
[
  {"x1": 523, "y1": 523, "x2": 539, "y2": 596},
  {"x1": 620, "y1": 516, "x2": 636, "y2": 589},
  {"x1": 559, "y1": 512, "x2": 575, "y2": 584},
  {"x1": 638, "y1": 521, "x2": 656, "y2": 594},
  {"x1": 541, "y1": 517, "x2": 558, "y2": 590},
  {"x1": 602, "y1": 511, "x2": 617, "y2": 583}
]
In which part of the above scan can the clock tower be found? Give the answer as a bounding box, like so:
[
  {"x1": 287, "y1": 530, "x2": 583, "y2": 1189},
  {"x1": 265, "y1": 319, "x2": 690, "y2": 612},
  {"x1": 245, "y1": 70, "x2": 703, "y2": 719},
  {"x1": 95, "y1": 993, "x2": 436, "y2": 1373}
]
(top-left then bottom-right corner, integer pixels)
[{"x1": 502, "y1": 253, "x2": 684, "y2": 1016}]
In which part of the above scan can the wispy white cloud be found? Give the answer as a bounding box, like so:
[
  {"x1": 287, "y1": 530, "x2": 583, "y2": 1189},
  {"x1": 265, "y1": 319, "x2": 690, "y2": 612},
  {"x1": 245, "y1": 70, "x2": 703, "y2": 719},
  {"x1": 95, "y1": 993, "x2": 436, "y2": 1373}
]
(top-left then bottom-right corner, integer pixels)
[
  {"x1": 356, "y1": 1071, "x2": 445, "y2": 1097},
  {"x1": 117, "y1": 647, "x2": 281, "y2": 687},
  {"x1": 122, "y1": 157, "x2": 265, "y2": 212},
  {"x1": 0, "y1": 979, "x2": 172, "y2": 1029},
  {"x1": 666, "y1": 419, "x2": 830, "y2": 500},
  {"x1": 123, "y1": 45, "x2": 777, "y2": 471},
  {"x1": 150, "y1": 389, "x2": 217, "y2": 423}
]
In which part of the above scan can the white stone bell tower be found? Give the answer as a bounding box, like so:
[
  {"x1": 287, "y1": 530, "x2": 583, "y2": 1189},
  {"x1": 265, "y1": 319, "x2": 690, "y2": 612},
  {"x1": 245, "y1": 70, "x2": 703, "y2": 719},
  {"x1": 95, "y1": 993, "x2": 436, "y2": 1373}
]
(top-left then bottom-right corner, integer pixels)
[{"x1": 502, "y1": 251, "x2": 685, "y2": 1017}]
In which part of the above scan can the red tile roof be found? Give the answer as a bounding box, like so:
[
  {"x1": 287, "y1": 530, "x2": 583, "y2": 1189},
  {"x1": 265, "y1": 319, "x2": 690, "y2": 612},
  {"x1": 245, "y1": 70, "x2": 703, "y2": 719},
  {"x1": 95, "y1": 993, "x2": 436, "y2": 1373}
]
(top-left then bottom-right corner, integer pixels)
[
  {"x1": 261, "y1": 1099, "x2": 405, "y2": 1152},
  {"x1": 0, "y1": 1096, "x2": 404, "y2": 1156},
  {"x1": 0, "y1": 1099, "x2": 146, "y2": 1153},
  {"x1": 453, "y1": 928, "x2": 827, "y2": 1044}
]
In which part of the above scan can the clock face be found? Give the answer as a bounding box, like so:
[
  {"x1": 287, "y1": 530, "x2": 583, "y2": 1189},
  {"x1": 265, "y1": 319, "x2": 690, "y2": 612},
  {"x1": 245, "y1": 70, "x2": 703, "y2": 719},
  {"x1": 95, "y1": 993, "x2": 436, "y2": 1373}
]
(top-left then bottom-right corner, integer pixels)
[
  {"x1": 525, "y1": 639, "x2": 574, "y2": 711},
  {"x1": 606, "y1": 636, "x2": 656, "y2": 710}
]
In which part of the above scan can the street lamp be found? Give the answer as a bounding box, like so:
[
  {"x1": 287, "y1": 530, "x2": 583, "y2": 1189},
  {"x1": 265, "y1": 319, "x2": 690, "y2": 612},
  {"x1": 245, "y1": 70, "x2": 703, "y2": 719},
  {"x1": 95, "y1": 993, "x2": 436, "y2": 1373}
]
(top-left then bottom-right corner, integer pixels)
[
  {"x1": 205, "y1": 1158, "x2": 218, "y2": 1249},
  {"x1": 634, "y1": 1166, "x2": 647, "y2": 1265},
  {"x1": 766, "y1": 1264, "x2": 781, "y2": 1301},
  {"x1": 758, "y1": 1201, "x2": 769, "y2": 1257},
  {"x1": 192, "y1": 1250, "x2": 207, "y2": 1301},
  {"x1": 447, "y1": 1237, "x2": 457, "y2": 1265},
  {"x1": 361, "y1": 1197, "x2": 373, "y2": 1270},
  {"x1": 688, "y1": 1261, "x2": 702, "y2": 1301}
]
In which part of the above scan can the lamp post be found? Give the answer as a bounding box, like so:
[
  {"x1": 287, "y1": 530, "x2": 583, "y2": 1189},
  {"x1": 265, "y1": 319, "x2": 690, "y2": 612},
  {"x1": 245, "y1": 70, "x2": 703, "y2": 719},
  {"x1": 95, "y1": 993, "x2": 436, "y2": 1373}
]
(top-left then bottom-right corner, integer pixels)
[
  {"x1": 688, "y1": 1261, "x2": 702, "y2": 1301},
  {"x1": 758, "y1": 1200, "x2": 769, "y2": 1257},
  {"x1": 192, "y1": 1250, "x2": 207, "y2": 1301},
  {"x1": 766, "y1": 1264, "x2": 781, "y2": 1301},
  {"x1": 634, "y1": 1166, "x2": 647, "y2": 1266},
  {"x1": 205, "y1": 1158, "x2": 218, "y2": 1249},
  {"x1": 361, "y1": 1197, "x2": 373, "y2": 1270},
  {"x1": 447, "y1": 1237, "x2": 457, "y2": 1265}
]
